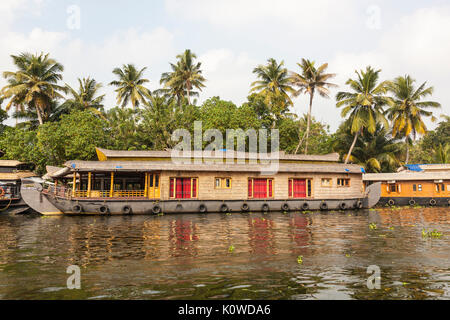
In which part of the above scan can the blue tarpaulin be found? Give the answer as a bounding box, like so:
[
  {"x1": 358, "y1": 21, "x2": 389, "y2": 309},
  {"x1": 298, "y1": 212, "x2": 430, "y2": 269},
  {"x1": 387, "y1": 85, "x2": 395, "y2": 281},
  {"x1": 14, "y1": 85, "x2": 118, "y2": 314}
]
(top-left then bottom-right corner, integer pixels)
[{"x1": 404, "y1": 164, "x2": 423, "y2": 172}]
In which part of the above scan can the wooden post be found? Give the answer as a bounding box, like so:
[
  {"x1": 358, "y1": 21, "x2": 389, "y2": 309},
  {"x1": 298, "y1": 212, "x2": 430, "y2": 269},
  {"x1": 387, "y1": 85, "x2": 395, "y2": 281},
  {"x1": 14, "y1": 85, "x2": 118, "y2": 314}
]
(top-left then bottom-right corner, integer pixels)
[
  {"x1": 87, "y1": 172, "x2": 92, "y2": 198},
  {"x1": 144, "y1": 173, "x2": 148, "y2": 198},
  {"x1": 72, "y1": 173, "x2": 77, "y2": 197},
  {"x1": 54, "y1": 180, "x2": 58, "y2": 195},
  {"x1": 110, "y1": 172, "x2": 114, "y2": 198}
]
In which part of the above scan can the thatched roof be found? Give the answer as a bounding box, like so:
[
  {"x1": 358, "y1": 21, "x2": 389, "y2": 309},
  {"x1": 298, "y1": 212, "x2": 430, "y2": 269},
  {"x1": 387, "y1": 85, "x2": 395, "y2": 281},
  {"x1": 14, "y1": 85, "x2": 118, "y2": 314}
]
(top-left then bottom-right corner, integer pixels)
[
  {"x1": 51, "y1": 160, "x2": 363, "y2": 177},
  {"x1": 0, "y1": 171, "x2": 36, "y2": 181},
  {"x1": 364, "y1": 172, "x2": 450, "y2": 182},
  {"x1": 0, "y1": 160, "x2": 25, "y2": 167},
  {"x1": 96, "y1": 148, "x2": 341, "y2": 163}
]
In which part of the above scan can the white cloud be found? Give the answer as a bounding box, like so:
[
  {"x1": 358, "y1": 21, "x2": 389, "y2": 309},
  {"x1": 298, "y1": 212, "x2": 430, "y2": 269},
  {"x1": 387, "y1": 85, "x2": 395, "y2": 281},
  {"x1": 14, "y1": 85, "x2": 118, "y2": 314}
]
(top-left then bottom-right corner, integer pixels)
[
  {"x1": 165, "y1": 0, "x2": 359, "y2": 31},
  {"x1": 0, "y1": 2, "x2": 176, "y2": 121},
  {"x1": 326, "y1": 5, "x2": 450, "y2": 130},
  {"x1": 199, "y1": 49, "x2": 257, "y2": 104}
]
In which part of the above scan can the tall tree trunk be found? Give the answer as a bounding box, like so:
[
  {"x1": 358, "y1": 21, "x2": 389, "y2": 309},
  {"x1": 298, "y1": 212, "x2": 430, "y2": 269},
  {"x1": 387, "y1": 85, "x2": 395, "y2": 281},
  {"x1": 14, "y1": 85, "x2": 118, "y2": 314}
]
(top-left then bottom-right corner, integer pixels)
[
  {"x1": 187, "y1": 87, "x2": 191, "y2": 105},
  {"x1": 405, "y1": 135, "x2": 410, "y2": 165},
  {"x1": 294, "y1": 131, "x2": 306, "y2": 154},
  {"x1": 345, "y1": 131, "x2": 359, "y2": 164},
  {"x1": 36, "y1": 107, "x2": 44, "y2": 125},
  {"x1": 304, "y1": 91, "x2": 314, "y2": 155}
]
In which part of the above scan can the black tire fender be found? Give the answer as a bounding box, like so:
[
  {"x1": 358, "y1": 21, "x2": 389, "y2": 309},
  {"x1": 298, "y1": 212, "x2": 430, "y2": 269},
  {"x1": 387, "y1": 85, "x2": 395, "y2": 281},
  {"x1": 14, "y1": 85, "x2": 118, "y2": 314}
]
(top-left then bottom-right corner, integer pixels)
[
  {"x1": 241, "y1": 203, "x2": 250, "y2": 212},
  {"x1": 220, "y1": 203, "x2": 229, "y2": 213},
  {"x1": 199, "y1": 204, "x2": 207, "y2": 213},
  {"x1": 73, "y1": 204, "x2": 83, "y2": 214},
  {"x1": 320, "y1": 202, "x2": 328, "y2": 211},
  {"x1": 122, "y1": 205, "x2": 132, "y2": 215},
  {"x1": 152, "y1": 204, "x2": 162, "y2": 215},
  {"x1": 98, "y1": 205, "x2": 109, "y2": 214}
]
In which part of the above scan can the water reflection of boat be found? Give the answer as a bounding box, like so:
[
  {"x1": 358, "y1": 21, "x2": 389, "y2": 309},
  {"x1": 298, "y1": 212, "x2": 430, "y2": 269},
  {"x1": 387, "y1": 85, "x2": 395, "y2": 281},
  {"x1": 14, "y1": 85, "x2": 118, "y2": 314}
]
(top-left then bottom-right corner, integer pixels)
[
  {"x1": 22, "y1": 148, "x2": 381, "y2": 215},
  {"x1": 0, "y1": 160, "x2": 36, "y2": 214}
]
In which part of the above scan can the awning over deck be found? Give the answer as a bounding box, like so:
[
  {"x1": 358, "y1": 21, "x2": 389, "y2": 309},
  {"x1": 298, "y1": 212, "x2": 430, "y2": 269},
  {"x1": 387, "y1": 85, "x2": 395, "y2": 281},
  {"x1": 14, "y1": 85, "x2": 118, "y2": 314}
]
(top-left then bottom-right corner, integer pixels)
[{"x1": 51, "y1": 160, "x2": 364, "y2": 178}]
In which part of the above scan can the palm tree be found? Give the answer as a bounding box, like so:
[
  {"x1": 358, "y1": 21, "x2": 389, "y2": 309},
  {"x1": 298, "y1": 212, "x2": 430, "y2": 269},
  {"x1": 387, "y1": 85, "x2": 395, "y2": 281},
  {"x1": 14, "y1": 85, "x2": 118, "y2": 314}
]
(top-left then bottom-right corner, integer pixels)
[
  {"x1": 160, "y1": 49, "x2": 206, "y2": 105},
  {"x1": 61, "y1": 77, "x2": 105, "y2": 117},
  {"x1": 434, "y1": 144, "x2": 449, "y2": 164},
  {"x1": 106, "y1": 107, "x2": 140, "y2": 150},
  {"x1": 109, "y1": 64, "x2": 151, "y2": 109},
  {"x1": 1, "y1": 52, "x2": 66, "y2": 125},
  {"x1": 290, "y1": 59, "x2": 337, "y2": 154},
  {"x1": 336, "y1": 66, "x2": 390, "y2": 164},
  {"x1": 140, "y1": 95, "x2": 178, "y2": 150},
  {"x1": 386, "y1": 75, "x2": 441, "y2": 164},
  {"x1": 251, "y1": 58, "x2": 295, "y2": 128},
  {"x1": 334, "y1": 123, "x2": 402, "y2": 172},
  {"x1": 431, "y1": 143, "x2": 449, "y2": 164}
]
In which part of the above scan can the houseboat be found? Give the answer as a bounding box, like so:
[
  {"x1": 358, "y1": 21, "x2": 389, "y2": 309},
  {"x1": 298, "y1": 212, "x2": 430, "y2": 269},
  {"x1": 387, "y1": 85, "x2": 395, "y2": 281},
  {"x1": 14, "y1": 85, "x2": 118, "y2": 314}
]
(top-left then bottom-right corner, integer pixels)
[
  {"x1": 0, "y1": 160, "x2": 36, "y2": 214},
  {"x1": 21, "y1": 148, "x2": 381, "y2": 215},
  {"x1": 363, "y1": 164, "x2": 450, "y2": 207}
]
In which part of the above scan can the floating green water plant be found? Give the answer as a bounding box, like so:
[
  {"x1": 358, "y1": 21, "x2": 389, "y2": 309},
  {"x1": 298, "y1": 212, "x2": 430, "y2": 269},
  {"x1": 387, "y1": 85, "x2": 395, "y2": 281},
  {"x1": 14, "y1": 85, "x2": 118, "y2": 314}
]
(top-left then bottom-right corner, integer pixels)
[
  {"x1": 369, "y1": 223, "x2": 377, "y2": 230},
  {"x1": 422, "y1": 229, "x2": 443, "y2": 239},
  {"x1": 297, "y1": 256, "x2": 303, "y2": 265},
  {"x1": 228, "y1": 245, "x2": 235, "y2": 253}
]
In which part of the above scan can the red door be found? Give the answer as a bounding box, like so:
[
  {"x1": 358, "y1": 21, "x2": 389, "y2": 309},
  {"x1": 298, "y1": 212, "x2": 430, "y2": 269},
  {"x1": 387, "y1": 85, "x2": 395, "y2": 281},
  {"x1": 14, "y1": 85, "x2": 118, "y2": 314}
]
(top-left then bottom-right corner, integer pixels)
[
  {"x1": 253, "y1": 179, "x2": 268, "y2": 199},
  {"x1": 293, "y1": 179, "x2": 306, "y2": 198}
]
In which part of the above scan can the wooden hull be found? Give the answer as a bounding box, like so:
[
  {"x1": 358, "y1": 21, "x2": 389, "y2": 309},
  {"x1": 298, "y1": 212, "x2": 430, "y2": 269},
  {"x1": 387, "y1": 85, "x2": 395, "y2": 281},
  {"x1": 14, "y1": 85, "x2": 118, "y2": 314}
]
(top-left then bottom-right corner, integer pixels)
[
  {"x1": 43, "y1": 195, "x2": 370, "y2": 215},
  {"x1": 378, "y1": 197, "x2": 450, "y2": 207}
]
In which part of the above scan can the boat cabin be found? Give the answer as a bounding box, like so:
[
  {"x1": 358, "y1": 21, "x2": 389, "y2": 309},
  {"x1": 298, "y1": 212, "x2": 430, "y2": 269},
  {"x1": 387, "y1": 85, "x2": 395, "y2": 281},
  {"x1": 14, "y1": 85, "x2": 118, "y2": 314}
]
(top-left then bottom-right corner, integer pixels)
[
  {"x1": 363, "y1": 164, "x2": 450, "y2": 206},
  {"x1": 46, "y1": 148, "x2": 365, "y2": 203}
]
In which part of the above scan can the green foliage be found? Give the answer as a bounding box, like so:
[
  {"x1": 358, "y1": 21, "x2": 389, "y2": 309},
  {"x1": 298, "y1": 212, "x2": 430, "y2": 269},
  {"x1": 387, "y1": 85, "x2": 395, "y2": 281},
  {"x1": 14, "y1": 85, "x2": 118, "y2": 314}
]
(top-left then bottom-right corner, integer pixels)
[
  {"x1": 109, "y1": 64, "x2": 151, "y2": 109},
  {"x1": 38, "y1": 110, "x2": 109, "y2": 162},
  {"x1": 106, "y1": 107, "x2": 142, "y2": 150},
  {"x1": 290, "y1": 58, "x2": 337, "y2": 154},
  {"x1": 250, "y1": 58, "x2": 295, "y2": 127},
  {"x1": 160, "y1": 49, "x2": 206, "y2": 106},
  {"x1": 386, "y1": 75, "x2": 441, "y2": 164},
  {"x1": 199, "y1": 97, "x2": 260, "y2": 132},
  {"x1": 332, "y1": 122, "x2": 403, "y2": 172},
  {"x1": 410, "y1": 116, "x2": 450, "y2": 164},
  {"x1": 0, "y1": 126, "x2": 44, "y2": 172},
  {"x1": 0, "y1": 110, "x2": 108, "y2": 173},
  {"x1": 279, "y1": 115, "x2": 333, "y2": 155},
  {"x1": 1, "y1": 52, "x2": 66, "y2": 125}
]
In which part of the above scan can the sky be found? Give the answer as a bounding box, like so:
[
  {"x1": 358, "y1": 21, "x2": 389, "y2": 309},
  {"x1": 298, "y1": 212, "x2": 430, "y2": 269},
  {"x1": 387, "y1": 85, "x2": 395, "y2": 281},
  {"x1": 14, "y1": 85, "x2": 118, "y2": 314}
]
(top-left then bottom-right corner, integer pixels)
[{"x1": 0, "y1": 0, "x2": 449, "y2": 131}]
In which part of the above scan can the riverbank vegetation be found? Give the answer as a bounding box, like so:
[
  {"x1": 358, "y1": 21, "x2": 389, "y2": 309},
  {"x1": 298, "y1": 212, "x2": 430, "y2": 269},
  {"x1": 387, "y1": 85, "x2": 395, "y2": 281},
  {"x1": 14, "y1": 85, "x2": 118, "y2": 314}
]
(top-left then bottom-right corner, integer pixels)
[{"x1": 0, "y1": 51, "x2": 447, "y2": 174}]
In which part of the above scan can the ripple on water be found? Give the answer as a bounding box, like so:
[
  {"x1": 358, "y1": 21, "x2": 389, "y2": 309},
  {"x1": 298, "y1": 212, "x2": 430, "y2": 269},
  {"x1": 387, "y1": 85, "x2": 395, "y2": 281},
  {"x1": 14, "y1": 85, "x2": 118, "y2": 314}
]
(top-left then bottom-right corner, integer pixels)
[{"x1": 0, "y1": 208, "x2": 448, "y2": 300}]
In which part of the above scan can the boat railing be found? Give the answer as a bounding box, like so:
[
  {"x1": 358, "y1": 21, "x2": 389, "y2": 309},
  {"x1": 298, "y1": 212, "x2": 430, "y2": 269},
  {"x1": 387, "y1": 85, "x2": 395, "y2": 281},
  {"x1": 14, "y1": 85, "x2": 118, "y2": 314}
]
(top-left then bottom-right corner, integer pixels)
[
  {"x1": 43, "y1": 185, "x2": 71, "y2": 198},
  {"x1": 43, "y1": 185, "x2": 146, "y2": 199},
  {"x1": 73, "y1": 190, "x2": 146, "y2": 198}
]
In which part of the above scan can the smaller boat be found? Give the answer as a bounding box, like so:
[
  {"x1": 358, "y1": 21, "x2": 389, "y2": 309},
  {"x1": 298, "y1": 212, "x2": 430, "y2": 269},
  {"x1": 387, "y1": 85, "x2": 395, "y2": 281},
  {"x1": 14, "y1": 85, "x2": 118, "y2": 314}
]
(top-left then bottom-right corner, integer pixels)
[
  {"x1": 364, "y1": 164, "x2": 450, "y2": 207},
  {"x1": 0, "y1": 160, "x2": 36, "y2": 214}
]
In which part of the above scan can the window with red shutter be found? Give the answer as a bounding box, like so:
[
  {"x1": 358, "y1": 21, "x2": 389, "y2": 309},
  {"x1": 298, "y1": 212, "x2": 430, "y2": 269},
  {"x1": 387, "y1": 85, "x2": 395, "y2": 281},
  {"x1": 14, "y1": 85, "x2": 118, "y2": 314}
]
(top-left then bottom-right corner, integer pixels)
[
  {"x1": 176, "y1": 178, "x2": 183, "y2": 199},
  {"x1": 170, "y1": 178, "x2": 174, "y2": 198},
  {"x1": 289, "y1": 179, "x2": 307, "y2": 198},
  {"x1": 268, "y1": 179, "x2": 273, "y2": 197},
  {"x1": 192, "y1": 179, "x2": 197, "y2": 198}
]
